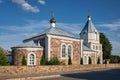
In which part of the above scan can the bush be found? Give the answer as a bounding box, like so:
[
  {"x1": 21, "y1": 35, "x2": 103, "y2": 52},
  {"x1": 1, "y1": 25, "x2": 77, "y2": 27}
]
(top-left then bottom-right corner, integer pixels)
[
  {"x1": 89, "y1": 57, "x2": 92, "y2": 64},
  {"x1": 110, "y1": 55, "x2": 120, "y2": 63},
  {"x1": 80, "y1": 58, "x2": 83, "y2": 64},
  {"x1": 68, "y1": 56, "x2": 72, "y2": 65},
  {"x1": 22, "y1": 55, "x2": 26, "y2": 65},
  {"x1": 40, "y1": 55, "x2": 47, "y2": 65},
  {"x1": 47, "y1": 56, "x2": 61, "y2": 65},
  {"x1": 97, "y1": 57, "x2": 100, "y2": 64},
  {"x1": 0, "y1": 49, "x2": 10, "y2": 66}
]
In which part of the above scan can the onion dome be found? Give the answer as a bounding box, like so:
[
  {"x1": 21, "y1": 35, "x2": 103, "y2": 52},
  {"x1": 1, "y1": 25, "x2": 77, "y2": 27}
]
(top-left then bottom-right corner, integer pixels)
[
  {"x1": 50, "y1": 17, "x2": 56, "y2": 23},
  {"x1": 88, "y1": 15, "x2": 91, "y2": 20}
]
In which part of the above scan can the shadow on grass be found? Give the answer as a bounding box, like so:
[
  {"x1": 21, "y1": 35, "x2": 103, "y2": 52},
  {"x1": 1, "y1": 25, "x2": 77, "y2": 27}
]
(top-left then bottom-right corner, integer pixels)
[{"x1": 61, "y1": 68, "x2": 120, "y2": 80}]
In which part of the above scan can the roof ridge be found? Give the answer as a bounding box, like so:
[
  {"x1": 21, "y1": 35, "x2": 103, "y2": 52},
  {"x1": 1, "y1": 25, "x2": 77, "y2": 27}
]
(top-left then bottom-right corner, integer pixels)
[
  {"x1": 23, "y1": 26, "x2": 76, "y2": 42},
  {"x1": 81, "y1": 18, "x2": 98, "y2": 33}
]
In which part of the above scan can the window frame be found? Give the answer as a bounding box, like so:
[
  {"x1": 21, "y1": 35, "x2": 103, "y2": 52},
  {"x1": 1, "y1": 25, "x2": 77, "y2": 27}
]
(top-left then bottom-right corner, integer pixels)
[
  {"x1": 27, "y1": 52, "x2": 36, "y2": 66},
  {"x1": 61, "y1": 44, "x2": 66, "y2": 59},
  {"x1": 67, "y1": 44, "x2": 73, "y2": 59}
]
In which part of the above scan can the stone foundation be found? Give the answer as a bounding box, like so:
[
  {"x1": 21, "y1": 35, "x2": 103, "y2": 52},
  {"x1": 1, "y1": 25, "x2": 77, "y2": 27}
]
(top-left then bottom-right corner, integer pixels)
[{"x1": 0, "y1": 64, "x2": 120, "y2": 76}]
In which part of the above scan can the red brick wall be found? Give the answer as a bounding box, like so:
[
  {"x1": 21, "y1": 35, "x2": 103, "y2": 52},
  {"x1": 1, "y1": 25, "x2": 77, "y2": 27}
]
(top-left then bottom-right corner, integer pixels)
[
  {"x1": 12, "y1": 48, "x2": 43, "y2": 66},
  {"x1": 50, "y1": 37, "x2": 81, "y2": 65}
]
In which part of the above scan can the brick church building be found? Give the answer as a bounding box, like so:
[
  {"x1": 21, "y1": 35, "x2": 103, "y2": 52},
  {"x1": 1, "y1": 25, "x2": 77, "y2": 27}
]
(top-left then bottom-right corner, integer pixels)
[{"x1": 11, "y1": 15, "x2": 103, "y2": 66}]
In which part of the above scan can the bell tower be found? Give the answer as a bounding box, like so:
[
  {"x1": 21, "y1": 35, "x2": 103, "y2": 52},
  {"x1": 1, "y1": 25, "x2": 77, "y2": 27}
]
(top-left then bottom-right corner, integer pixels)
[{"x1": 80, "y1": 15, "x2": 99, "y2": 44}]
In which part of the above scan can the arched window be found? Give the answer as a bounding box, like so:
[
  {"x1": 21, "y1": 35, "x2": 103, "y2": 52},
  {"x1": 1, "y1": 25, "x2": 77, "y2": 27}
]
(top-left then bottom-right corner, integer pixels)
[
  {"x1": 96, "y1": 46, "x2": 98, "y2": 50},
  {"x1": 99, "y1": 46, "x2": 101, "y2": 50},
  {"x1": 62, "y1": 45, "x2": 66, "y2": 58},
  {"x1": 29, "y1": 54, "x2": 34, "y2": 65},
  {"x1": 68, "y1": 45, "x2": 72, "y2": 57},
  {"x1": 28, "y1": 52, "x2": 36, "y2": 66}
]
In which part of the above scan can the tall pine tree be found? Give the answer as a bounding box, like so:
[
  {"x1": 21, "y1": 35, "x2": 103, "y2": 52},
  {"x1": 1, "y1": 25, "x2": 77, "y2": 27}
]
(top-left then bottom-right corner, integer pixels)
[
  {"x1": 22, "y1": 55, "x2": 27, "y2": 65},
  {"x1": 100, "y1": 33, "x2": 112, "y2": 59}
]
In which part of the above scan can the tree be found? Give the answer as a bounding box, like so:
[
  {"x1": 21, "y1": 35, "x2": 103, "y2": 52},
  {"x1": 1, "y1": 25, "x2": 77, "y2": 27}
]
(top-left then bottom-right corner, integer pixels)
[
  {"x1": 0, "y1": 48, "x2": 10, "y2": 66},
  {"x1": 40, "y1": 55, "x2": 47, "y2": 65},
  {"x1": 80, "y1": 58, "x2": 83, "y2": 64},
  {"x1": 47, "y1": 56, "x2": 61, "y2": 65},
  {"x1": 89, "y1": 57, "x2": 92, "y2": 64},
  {"x1": 22, "y1": 55, "x2": 26, "y2": 65},
  {"x1": 100, "y1": 33, "x2": 112, "y2": 59},
  {"x1": 110, "y1": 55, "x2": 120, "y2": 63},
  {"x1": 68, "y1": 56, "x2": 72, "y2": 65}
]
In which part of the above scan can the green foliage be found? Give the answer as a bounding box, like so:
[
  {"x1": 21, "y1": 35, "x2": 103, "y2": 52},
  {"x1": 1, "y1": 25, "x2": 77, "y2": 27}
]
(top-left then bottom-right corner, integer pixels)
[
  {"x1": 89, "y1": 57, "x2": 92, "y2": 64},
  {"x1": 47, "y1": 56, "x2": 61, "y2": 65},
  {"x1": 68, "y1": 56, "x2": 72, "y2": 65},
  {"x1": 40, "y1": 55, "x2": 61, "y2": 65},
  {"x1": 100, "y1": 33, "x2": 112, "y2": 59},
  {"x1": 97, "y1": 57, "x2": 100, "y2": 64},
  {"x1": 0, "y1": 49, "x2": 10, "y2": 66},
  {"x1": 80, "y1": 58, "x2": 83, "y2": 64},
  {"x1": 22, "y1": 55, "x2": 27, "y2": 65},
  {"x1": 40, "y1": 55, "x2": 47, "y2": 65},
  {"x1": 110, "y1": 55, "x2": 120, "y2": 63}
]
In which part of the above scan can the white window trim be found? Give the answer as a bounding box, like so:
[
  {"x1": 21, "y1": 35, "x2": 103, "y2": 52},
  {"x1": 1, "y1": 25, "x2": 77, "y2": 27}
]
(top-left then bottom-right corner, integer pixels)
[
  {"x1": 67, "y1": 44, "x2": 73, "y2": 59},
  {"x1": 61, "y1": 43, "x2": 67, "y2": 59},
  {"x1": 83, "y1": 56, "x2": 87, "y2": 64},
  {"x1": 83, "y1": 55, "x2": 90, "y2": 64},
  {"x1": 27, "y1": 52, "x2": 36, "y2": 66}
]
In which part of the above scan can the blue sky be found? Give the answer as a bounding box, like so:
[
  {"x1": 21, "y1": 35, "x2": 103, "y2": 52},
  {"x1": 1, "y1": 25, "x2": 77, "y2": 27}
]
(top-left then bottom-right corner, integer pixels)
[{"x1": 0, "y1": 0, "x2": 120, "y2": 56}]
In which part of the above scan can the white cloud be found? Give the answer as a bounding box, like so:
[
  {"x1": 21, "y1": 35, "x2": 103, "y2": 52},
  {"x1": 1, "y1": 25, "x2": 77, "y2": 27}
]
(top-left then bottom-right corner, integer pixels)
[
  {"x1": 98, "y1": 20, "x2": 120, "y2": 31},
  {"x1": 117, "y1": 34, "x2": 120, "y2": 37},
  {"x1": 111, "y1": 41, "x2": 120, "y2": 56},
  {"x1": 0, "y1": 20, "x2": 49, "y2": 33},
  {"x1": 57, "y1": 23, "x2": 81, "y2": 37},
  {"x1": 38, "y1": 0, "x2": 46, "y2": 5},
  {"x1": 12, "y1": 0, "x2": 40, "y2": 13}
]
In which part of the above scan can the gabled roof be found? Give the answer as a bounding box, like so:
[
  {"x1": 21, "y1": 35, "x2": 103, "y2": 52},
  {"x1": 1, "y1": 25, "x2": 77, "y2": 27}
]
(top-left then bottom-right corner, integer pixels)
[
  {"x1": 23, "y1": 27, "x2": 76, "y2": 42},
  {"x1": 11, "y1": 40, "x2": 42, "y2": 49},
  {"x1": 81, "y1": 16, "x2": 98, "y2": 33},
  {"x1": 39, "y1": 27, "x2": 75, "y2": 37},
  {"x1": 83, "y1": 44, "x2": 95, "y2": 52}
]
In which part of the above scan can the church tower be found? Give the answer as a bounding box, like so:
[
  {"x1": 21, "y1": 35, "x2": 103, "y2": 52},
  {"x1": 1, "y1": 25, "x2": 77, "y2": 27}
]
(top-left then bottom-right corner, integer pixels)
[
  {"x1": 80, "y1": 15, "x2": 103, "y2": 64},
  {"x1": 80, "y1": 16, "x2": 100, "y2": 44}
]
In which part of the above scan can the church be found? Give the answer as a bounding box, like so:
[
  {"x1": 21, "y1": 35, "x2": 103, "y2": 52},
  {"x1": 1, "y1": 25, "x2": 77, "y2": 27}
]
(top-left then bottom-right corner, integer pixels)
[{"x1": 11, "y1": 14, "x2": 103, "y2": 66}]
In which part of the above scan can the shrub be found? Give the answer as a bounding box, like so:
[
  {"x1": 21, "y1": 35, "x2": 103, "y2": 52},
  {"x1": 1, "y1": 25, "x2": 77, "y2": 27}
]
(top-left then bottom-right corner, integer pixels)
[
  {"x1": 68, "y1": 56, "x2": 72, "y2": 65},
  {"x1": 47, "y1": 56, "x2": 61, "y2": 65},
  {"x1": 0, "y1": 49, "x2": 10, "y2": 66},
  {"x1": 97, "y1": 57, "x2": 100, "y2": 64},
  {"x1": 89, "y1": 57, "x2": 92, "y2": 64},
  {"x1": 110, "y1": 55, "x2": 120, "y2": 63},
  {"x1": 80, "y1": 58, "x2": 83, "y2": 64},
  {"x1": 22, "y1": 55, "x2": 26, "y2": 65},
  {"x1": 40, "y1": 55, "x2": 47, "y2": 65}
]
